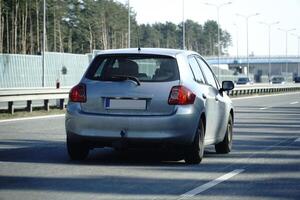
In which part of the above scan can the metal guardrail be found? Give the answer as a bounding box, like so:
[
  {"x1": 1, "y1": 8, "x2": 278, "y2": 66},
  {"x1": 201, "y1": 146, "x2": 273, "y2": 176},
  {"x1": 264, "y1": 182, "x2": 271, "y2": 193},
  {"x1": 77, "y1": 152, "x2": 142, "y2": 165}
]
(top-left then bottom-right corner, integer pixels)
[
  {"x1": 0, "y1": 88, "x2": 70, "y2": 114},
  {"x1": 0, "y1": 85, "x2": 300, "y2": 114},
  {"x1": 231, "y1": 84, "x2": 300, "y2": 96}
]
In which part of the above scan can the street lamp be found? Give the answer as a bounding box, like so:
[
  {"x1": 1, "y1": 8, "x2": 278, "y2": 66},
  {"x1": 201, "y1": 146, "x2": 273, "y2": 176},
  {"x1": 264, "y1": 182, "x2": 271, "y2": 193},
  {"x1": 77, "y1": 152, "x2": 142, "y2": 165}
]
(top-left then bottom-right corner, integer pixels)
[
  {"x1": 182, "y1": 0, "x2": 185, "y2": 49},
  {"x1": 291, "y1": 33, "x2": 300, "y2": 76},
  {"x1": 259, "y1": 21, "x2": 279, "y2": 80},
  {"x1": 278, "y1": 28, "x2": 296, "y2": 80},
  {"x1": 236, "y1": 13, "x2": 260, "y2": 78},
  {"x1": 128, "y1": 0, "x2": 130, "y2": 48},
  {"x1": 42, "y1": 0, "x2": 46, "y2": 87},
  {"x1": 233, "y1": 23, "x2": 239, "y2": 59},
  {"x1": 204, "y1": 1, "x2": 232, "y2": 79}
]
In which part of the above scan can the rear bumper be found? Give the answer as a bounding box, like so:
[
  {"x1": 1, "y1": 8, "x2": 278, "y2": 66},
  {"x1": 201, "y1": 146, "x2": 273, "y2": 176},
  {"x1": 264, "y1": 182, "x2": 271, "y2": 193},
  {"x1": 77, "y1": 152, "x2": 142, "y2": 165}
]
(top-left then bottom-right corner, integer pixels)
[{"x1": 65, "y1": 104, "x2": 200, "y2": 147}]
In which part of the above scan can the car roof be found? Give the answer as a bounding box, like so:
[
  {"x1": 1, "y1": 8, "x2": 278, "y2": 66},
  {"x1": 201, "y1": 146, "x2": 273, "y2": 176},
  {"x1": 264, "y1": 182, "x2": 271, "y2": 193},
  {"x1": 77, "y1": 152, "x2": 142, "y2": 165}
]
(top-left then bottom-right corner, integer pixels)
[{"x1": 95, "y1": 48, "x2": 199, "y2": 57}]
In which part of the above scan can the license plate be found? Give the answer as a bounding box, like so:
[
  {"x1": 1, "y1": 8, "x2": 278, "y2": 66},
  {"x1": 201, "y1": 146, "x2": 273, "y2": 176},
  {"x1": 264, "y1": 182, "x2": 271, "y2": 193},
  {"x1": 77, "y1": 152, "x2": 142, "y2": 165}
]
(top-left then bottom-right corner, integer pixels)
[{"x1": 105, "y1": 98, "x2": 146, "y2": 110}]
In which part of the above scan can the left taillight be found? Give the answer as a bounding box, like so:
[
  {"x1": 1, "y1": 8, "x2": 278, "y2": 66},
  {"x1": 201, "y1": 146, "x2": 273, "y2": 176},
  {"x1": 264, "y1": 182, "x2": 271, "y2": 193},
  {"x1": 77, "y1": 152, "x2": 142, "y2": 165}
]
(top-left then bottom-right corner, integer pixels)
[{"x1": 69, "y1": 83, "x2": 86, "y2": 103}]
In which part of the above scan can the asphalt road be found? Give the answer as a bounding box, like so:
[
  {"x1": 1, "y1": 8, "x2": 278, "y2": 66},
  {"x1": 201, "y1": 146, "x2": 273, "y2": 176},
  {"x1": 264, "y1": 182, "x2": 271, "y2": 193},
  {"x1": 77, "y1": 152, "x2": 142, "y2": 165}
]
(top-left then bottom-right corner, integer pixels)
[{"x1": 0, "y1": 92, "x2": 299, "y2": 200}]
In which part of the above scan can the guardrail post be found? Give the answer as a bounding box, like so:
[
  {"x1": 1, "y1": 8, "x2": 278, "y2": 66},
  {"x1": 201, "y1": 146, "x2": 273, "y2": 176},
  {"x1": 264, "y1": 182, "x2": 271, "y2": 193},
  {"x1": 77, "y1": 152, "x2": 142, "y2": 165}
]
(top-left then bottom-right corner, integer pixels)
[
  {"x1": 59, "y1": 99, "x2": 65, "y2": 110},
  {"x1": 8, "y1": 101, "x2": 14, "y2": 115},
  {"x1": 44, "y1": 100, "x2": 50, "y2": 111},
  {"x1": 27, "y1": 100, "x2": 32, "y2": 112}
]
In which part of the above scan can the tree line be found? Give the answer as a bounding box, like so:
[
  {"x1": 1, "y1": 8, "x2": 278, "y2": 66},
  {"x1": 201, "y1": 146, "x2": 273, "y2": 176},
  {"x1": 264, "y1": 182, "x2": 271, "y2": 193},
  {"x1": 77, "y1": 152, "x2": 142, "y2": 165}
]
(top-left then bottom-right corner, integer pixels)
[{"x1": 0, "y1": 0, "x2": 231, "y2": 56}]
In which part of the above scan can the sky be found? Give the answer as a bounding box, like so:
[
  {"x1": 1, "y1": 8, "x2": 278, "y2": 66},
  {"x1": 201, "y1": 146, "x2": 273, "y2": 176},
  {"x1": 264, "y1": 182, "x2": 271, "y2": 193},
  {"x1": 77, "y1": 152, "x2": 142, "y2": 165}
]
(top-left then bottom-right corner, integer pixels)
[{"x1": 116, "y1": 0, "x2": 300, "y2": 57}]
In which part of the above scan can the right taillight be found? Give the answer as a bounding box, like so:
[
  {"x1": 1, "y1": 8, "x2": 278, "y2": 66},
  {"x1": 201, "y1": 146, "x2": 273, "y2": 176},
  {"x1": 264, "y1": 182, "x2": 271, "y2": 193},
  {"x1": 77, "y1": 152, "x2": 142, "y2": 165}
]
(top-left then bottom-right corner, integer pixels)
[
  {"x1": 69, "y1": 83, "x2": 86, "y2": 103},
  {"x1": 168, "y1": 86, "x2": 196, "y2": 105}
]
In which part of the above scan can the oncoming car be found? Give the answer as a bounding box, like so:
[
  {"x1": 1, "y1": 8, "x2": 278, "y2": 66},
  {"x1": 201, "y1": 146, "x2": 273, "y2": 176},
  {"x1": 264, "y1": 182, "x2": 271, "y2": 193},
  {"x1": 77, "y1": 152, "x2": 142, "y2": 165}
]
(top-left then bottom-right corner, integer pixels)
[
  {"x1": 236, "y1": 77, "x2": 253, "y2": 85},
  {"x1": 294, "y1": 76, "x2": 300, "y2": 83},
  {"x1": 270, "y1": 76, "x2": 285, "y2": 84},
  {"x1": 65, "y1": 48, "x2": 235, "y2": 164}
]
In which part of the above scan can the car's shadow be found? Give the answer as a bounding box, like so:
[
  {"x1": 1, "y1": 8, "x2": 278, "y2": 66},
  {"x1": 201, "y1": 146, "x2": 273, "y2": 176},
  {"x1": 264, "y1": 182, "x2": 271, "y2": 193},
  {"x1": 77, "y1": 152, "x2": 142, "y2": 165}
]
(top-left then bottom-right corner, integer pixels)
[
  {"x1": 72, "y1": 147, "x2": 187, "y2": 166},
  {"x1": 0, "y1": 139, "x2": 224, "y2": 166}
]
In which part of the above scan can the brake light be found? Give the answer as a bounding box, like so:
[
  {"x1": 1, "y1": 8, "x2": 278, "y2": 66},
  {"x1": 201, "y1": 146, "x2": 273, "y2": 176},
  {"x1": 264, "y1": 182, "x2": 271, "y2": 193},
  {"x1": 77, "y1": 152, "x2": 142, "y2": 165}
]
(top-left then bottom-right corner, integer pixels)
[
  {"x1": 168, "y1": 86, "x2": 196, "y2": 105},
  {"x1": 69, "y1": 84, "x2": 86, "y2": 102}
]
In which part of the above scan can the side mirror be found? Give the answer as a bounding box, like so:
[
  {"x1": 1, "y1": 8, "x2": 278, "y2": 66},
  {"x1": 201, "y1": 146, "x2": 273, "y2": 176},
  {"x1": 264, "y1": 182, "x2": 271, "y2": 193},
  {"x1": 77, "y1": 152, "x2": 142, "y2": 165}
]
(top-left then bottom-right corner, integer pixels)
[{"x1": 221, "y1": 81, "x2": 234, "y2": 91}]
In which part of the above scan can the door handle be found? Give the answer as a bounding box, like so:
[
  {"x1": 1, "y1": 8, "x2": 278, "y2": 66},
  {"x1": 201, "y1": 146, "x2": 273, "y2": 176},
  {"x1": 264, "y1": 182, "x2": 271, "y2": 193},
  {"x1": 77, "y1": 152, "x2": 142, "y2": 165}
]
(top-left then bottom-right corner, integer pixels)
[{"x1": 202, "y1": 94, "x2": 207, "y2": 99}]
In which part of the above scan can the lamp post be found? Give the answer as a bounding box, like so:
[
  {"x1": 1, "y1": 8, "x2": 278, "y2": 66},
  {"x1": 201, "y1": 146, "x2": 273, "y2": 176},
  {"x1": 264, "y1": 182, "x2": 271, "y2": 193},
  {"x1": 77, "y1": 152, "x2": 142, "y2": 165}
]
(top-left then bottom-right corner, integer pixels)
[
  {"x1": 204, "y1": 2, "x2": 232, "y2": 79},
  {"x1": 236, "y1": 13, "x2": 260, "y2": 78},
  {"x1": 128, "y1": 0, "x2": 130, "y2": 48},
  {"x1": 259, "y1": 21, "x2": 279, "y2": 80},
  {"x1": 182, "y1": 0, "x2": 185, "y2": 49},
  {"x1": 291, "y1": 33, "x2": 300, "y2": 76},
  {"x1": 42, "y1": 0, "x2": 46, "y2": 87},
  {"x1": 278, "y1": 28, "x2": 296, "y2": 80},
  {"x1": 233, "y1": 23, "x2": 239, "y2": 59}
]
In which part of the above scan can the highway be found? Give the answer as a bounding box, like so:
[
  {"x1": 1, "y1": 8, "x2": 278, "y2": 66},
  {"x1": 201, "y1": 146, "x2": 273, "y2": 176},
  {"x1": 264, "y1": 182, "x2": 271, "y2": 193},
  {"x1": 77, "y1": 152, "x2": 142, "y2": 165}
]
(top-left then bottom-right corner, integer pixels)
[{"x1": 0, "y1": 92, "x2": 299, "y2": 200}]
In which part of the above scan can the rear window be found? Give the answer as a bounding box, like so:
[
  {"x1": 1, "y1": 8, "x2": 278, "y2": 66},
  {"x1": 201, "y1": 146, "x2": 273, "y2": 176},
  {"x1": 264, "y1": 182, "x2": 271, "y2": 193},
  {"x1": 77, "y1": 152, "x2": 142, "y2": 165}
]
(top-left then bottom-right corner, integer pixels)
[{"x1": 85, "y1": 54, "x2": 179, "y2": 82}]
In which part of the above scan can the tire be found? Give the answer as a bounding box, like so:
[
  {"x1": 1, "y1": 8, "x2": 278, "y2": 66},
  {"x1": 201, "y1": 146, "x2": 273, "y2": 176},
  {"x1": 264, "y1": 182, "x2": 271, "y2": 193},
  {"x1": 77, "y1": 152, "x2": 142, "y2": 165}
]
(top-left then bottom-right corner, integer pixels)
[
  {"x1": 67, "y1": 136, "x2": 89, "y2": 160},
  {"x1": 184, "y1": 119, "x2": 205, "y2": 164},
  {"x1": 215, "y1": 115, "x2": 233, "y2": 154}
]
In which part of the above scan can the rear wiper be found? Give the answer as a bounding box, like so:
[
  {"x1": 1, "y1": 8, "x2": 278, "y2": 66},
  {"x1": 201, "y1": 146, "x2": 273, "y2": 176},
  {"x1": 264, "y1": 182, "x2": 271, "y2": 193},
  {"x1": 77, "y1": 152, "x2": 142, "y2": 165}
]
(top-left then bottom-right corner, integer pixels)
[{"x1": 106, "y1": 75, "x2": 141, "y2": 86}]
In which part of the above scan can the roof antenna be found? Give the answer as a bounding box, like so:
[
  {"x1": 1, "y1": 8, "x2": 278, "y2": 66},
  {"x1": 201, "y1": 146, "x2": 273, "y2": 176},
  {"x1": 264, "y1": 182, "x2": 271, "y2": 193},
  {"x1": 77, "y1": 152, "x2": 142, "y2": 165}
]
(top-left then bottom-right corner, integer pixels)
[{"x1": 137, "y1": 27, "x2": 141, "y2": 52}]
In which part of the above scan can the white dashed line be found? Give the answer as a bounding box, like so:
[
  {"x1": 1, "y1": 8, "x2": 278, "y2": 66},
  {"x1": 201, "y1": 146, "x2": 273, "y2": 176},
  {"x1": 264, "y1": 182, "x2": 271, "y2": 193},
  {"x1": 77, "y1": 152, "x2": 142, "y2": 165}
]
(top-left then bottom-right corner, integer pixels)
[
  {"x1": 259, "y1": 107, "x2": 270, "y2": 110},
  {"x1": 0, "y1": 114, "x2": 65, "y2": 123},
  {"x1": 295, "y1": 138, "x2": 300, "y2": 142},
  {"x1": 179, "y1": 169, "x2": 244, "y2": 199},
  {"x1": 256, "y1": 101, "x2": 298, "y2": 110}
]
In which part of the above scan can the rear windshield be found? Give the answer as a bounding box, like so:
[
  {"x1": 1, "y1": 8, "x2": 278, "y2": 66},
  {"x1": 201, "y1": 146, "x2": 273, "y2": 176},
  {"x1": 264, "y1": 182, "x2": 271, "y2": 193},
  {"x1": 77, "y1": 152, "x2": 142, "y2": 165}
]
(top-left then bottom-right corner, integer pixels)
[{"x1": 85, "y1": 54, "x2": 179, "y2": 82}]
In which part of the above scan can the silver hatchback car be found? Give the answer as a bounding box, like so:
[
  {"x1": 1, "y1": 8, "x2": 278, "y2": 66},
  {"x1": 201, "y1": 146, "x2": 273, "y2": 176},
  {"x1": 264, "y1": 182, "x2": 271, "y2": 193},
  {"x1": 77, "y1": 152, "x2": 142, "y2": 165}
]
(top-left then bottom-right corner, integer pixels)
[{"x1": 65, "y1": 48, "x2": 234, "y2": 164}]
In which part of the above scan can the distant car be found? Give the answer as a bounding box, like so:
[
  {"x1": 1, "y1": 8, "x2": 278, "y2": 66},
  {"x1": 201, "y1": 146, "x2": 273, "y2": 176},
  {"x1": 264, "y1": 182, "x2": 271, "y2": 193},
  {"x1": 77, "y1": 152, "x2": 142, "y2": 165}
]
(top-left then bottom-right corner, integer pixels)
[
  {"x1": 270, "y1": 76, "x2": 285, "y2": 84},
  {"x1": 236, "y1": 77, "x2": 253, "y2": 85},
  {"x1": 65, "y1": 48, "x2": 235, "y2": 164},
  {"x1": 294, "y1": 76, "x2": 300, "y2": 83}
]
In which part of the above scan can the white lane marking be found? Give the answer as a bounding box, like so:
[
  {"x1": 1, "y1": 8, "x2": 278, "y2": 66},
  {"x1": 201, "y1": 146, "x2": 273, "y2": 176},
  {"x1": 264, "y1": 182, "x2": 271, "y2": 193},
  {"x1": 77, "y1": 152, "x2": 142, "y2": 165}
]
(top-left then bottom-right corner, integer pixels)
[
  {"x1": 0, "y1": 145, "x2": 28, "y2": 149},
  {"x1": 290, "y1": 101, "x2": 298, "y2": 105},
  {"x1": 295, "y1": 138, "x2": 300, "y2": 142},
  {"x1": 179, "y1": 169, "x2": 244, "y2": 199},
  {"x1": 0, "y1": 114, "x2": 65, "y2": 123},
  {"x1": 232, "y1": 92, "x2": 300, "y2": 101},
  {"x1": 259, "y1": 107, "x2": 269, "y2": 110}
]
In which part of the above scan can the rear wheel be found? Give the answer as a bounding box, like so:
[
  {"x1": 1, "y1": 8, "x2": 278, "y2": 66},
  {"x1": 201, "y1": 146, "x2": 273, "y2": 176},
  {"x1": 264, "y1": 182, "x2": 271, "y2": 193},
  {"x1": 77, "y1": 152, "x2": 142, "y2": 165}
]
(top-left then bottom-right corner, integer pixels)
[
  {"x1": 67, "y1": 135, "x2": 89, "y2": 160},
  {"x1": 184, "y1": 119, "x2": 205, "y2": 164},
  {"x1": 215, "y1": 115, "x2": 233, "y2": 154}
]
